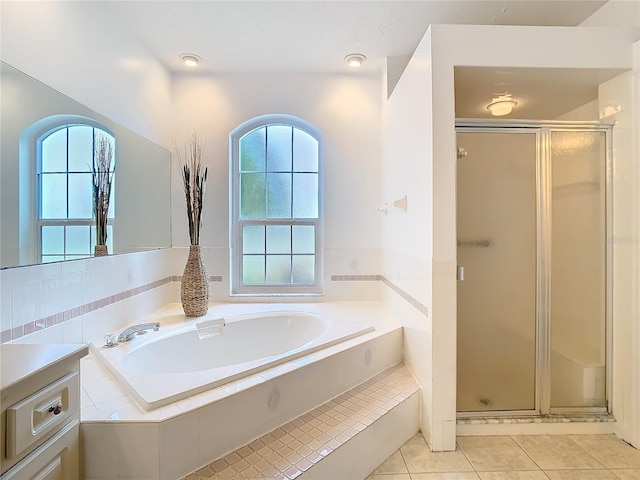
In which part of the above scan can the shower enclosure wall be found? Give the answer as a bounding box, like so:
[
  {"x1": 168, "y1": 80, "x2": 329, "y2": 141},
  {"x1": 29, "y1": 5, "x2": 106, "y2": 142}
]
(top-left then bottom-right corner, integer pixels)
[{"x1": 456, "y1": 121, "x2": 611, "y2": 416}]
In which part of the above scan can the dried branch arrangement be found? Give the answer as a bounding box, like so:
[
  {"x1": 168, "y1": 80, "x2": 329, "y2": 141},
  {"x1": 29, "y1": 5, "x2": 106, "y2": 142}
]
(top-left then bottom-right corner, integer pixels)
[
  {"x1": 175, "y1": 134, "x2": 208, "y2": 245},
  {"x1": 92, "y1": 133, "x2": 115, "y2": 246}
]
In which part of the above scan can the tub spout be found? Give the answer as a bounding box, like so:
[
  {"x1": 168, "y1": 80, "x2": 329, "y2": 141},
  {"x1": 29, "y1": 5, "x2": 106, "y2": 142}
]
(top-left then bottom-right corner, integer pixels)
[{"x1": 117, "y1": 322, "x2": 160, "y2": 342}]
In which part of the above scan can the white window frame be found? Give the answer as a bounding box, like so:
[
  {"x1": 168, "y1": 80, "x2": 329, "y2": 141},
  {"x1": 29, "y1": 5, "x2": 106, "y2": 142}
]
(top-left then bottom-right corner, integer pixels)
[
  {"x1": 35, "y1": 120, "x2": 115, "y2": 262},
  {"x1": 230, "y1": 114, "x2": 324, "y2": 296}
]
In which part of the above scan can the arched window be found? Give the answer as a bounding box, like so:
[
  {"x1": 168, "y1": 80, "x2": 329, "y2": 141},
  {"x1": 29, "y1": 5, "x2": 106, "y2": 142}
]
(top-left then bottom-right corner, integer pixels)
[
  {"x1": 37, "y1": 124, "x2": 115, "y2": 262},
  {"x1": 230, "y1": 115, "x2": 323, "y2": 295}
]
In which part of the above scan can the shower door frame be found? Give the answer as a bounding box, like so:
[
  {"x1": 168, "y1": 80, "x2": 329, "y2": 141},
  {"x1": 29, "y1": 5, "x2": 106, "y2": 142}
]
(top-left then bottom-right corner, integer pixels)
[{"x1": 455, "y1": 119, "x2": 613, "y2": 418}]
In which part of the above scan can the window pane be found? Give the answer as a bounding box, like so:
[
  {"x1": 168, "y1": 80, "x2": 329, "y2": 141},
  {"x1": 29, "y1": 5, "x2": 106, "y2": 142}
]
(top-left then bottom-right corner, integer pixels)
[
  {"x1": 266, "y1": 225, "x2": 291, "y2": 254},
  {"x1": 267, "y1": 126, "x2": 292, "y2": 172},
  {"x1": 41, "y1": 226, "x2": 64, "y2": 254},
  {"x1": 42, "y1": 256, "x2": 65, "y2": 263},
  {"x1": 107, "y1": 181, "x2": 115, "y2": 218},
  {"x1": 68, "y1": 125, "x2": 93, "y2": 172},
  {"x1": 68, "y1": 173, "x2": 93, "y2": 218},
  {"x1": 266, "y1": 255, "x2": 291, "y2": 284},
  {"x1": 240, "y1": 128, "x2": 266, "y2": 172},
  {"x1": 266, "y1": 173, "x2": 291, "y2": 218},
  {"x1": 243, "y1": 225, "x2": 265, "y2": 254},
  {"x1": 41, "y1": 128, "x2": 67, "y2": 172},
  {"x1": 293, "y1": 129, "x2": 318, "y2": 172},
  {"x1": 66, "y1": 225, "x2": 90, "y2": 254},
  {"x1": 293, "y1": 173, "x2": 318, "y2": 218},
  {"x1": 41, "y1": 173, "x2": 67, "y2": 219},
  {"x1": 293, "y1": 255, "x2": 315, "y2": 283},
  {"x1": 243, "y1": 255, "x2": 265, "y2": 284},
  {"x1": 240, "y1": 173, "x2": 266, "y2": 218},
  {"x1": 293, "y1": 226, "x2": 315, "y2": 254}
]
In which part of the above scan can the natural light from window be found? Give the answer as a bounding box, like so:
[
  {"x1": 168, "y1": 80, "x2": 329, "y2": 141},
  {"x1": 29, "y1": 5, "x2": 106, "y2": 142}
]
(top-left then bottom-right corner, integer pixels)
[{"x1": 231, "y1": 116, "x2": 322, "y2": 295}]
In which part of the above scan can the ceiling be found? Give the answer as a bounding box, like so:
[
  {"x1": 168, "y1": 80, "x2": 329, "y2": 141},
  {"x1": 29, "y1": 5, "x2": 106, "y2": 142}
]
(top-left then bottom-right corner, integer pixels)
[
  {"x1": 105, "y1": 0, "x2": 622, "y2": 120},
  {"x1": 106, "y1": 1, "x2": 608, "y2": 74},
  {"x1": 455, "y1": 66, "x2": 627, "y2": 119}
]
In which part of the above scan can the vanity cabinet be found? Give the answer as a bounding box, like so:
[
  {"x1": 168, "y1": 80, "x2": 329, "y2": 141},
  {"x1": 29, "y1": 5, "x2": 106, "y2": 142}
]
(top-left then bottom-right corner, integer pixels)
[{"x1": 1, "y1": 344, "x2": 88, "y2": 480}]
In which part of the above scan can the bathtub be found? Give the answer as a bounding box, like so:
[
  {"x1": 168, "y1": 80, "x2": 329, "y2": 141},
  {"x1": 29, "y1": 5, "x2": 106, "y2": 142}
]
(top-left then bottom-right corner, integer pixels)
[{"x1": 91, "y1": 306, "x2": 375, "y2": 410}]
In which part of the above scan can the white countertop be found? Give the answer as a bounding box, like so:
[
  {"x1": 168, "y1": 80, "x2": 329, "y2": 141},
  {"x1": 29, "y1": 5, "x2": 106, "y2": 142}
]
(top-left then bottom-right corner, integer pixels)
[{"x1": 0, "y1": 343, "x2": 89, "y2": 390}]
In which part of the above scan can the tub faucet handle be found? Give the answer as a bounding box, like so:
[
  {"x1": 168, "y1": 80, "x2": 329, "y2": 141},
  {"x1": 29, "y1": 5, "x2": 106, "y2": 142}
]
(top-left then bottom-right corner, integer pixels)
[{"x1": 103, "y1": 332, "x2": 118, "y2": 348}]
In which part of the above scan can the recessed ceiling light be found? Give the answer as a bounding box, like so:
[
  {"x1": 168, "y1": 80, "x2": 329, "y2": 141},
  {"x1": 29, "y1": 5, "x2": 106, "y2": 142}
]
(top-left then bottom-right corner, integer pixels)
[
  {"x1": 345, "y1": 53, "x2": 366, "y2": 68},
  {"x1": 180, "y1": 53, "x2": 201, "y2": 67}
]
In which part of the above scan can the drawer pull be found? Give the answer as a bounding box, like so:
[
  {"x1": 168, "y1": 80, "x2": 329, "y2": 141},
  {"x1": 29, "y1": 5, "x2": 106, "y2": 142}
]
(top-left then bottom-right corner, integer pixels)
[{"x1": 48, "y1": 403, "x2": 63, "y2": 415}]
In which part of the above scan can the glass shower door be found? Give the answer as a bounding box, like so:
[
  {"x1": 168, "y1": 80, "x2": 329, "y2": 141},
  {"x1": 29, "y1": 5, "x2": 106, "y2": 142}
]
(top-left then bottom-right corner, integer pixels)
[
  {"x1": 550, "y1": 130, "x2": 607, "y2": 409},
  {"x1": 456, "y1": 130, "x2": 538, "y2": 413}
]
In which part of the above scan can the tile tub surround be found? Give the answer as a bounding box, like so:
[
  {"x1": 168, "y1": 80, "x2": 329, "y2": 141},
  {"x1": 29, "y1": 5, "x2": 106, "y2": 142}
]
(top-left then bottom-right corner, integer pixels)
[
  {"x1": 81, "y1": 302, "x2": 404, "y2": 480},
  {"x1": 366, "y1": 434, "x2": 640, "y2": 480},
  {"x1": 183, "y1": 364, "x2": 420, "y2": 479}
]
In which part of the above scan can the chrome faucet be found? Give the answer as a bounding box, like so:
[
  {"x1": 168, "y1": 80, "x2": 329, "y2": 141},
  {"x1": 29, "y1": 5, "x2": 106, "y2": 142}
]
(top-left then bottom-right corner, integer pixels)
[{"x1": 117, "y1": 322, "x2": 160, "y2": 342}]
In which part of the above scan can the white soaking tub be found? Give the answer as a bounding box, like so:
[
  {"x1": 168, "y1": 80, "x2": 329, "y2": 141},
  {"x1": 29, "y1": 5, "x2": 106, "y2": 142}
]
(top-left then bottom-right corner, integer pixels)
[{"x1": 91, "y1": 308, "x2": 374, "y2": 410}]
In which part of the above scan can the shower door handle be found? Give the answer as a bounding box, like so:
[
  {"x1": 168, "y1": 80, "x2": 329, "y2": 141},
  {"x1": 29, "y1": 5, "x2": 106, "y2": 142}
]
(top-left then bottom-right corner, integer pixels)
[{"x1": 457, "y1": 266, "x2": 465, "y2": 281}]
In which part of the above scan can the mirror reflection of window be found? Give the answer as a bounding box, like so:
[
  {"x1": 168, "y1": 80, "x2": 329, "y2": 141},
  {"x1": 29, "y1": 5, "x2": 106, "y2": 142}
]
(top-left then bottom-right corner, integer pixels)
[{"x1": 37, "y1": 124, "x2": 115, "y2": 262}]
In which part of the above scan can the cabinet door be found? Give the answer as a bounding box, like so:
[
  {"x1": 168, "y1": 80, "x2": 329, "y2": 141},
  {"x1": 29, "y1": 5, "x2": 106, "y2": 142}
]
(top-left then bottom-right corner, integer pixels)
[{"x1": 2, "y1": 421, "x2": 78, "y2": 480}]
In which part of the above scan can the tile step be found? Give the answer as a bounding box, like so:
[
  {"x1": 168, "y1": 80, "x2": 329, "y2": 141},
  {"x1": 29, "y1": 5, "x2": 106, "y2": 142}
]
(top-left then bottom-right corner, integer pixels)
[{"x1": 182, "y1": 364, "x2": 420, "y2": 480}]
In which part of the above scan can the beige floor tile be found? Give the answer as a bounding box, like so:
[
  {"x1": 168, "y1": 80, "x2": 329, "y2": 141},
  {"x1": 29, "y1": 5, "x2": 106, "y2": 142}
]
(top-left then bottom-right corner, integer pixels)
[
  {"x1": 373, "y1": 449, "x2": 409, "y2": 474},
  {"x1": 477, "y1": 472, "x2": 550, "y2": 480},
  {"x1": 512, "y1": 435, "x2": 603, "y2": 470},
  {"x1": 366, "y1": 475, "x2": 411, "y2": 480},
  {"x1": 457, "y1": 436, "x2": 539, "y2": 472},
  {"x1": 568, "y1": 436, "x2": 640, "y2": 469},
  {"x1": 544, "y1": 470, "x2": 618, "y2": 479},
  {"x1": 410, "y1": 474, "x2": 480, "y2": 480},
  {"x1": 611, "y1": 469, "x2": 640, "y2": 480},
  {"x1": 400, "y1": 434, "x2": 474, "y2": 473}
]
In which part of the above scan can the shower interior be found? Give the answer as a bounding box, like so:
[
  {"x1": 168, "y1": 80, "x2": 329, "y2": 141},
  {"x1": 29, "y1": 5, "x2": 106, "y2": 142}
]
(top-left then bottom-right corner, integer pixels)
[{"x1": 456, "y1": 123, "x2": 611, "y2": 416}]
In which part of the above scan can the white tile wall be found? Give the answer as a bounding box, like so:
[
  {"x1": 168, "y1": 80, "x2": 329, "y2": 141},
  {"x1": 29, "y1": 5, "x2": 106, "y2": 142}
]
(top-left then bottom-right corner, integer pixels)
[
  {"x1": 1, "y1": 242, "x2": 391, "y2": 346},
  {"x1": 1, "y1": 248, "x2": 175, "y2": 344},
  {"x1": 159, "y1": 412, "x2": 200, "y2": 480}
]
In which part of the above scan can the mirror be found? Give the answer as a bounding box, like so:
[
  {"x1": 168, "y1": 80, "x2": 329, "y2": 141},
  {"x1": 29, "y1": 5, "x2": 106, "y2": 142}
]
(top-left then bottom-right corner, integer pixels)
[{"x1": 1, "y1": 61, "x2": 172, "y2": 269}]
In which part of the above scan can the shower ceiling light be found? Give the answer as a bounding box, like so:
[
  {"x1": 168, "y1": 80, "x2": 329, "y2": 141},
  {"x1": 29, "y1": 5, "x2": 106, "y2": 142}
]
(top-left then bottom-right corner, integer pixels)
[
  {"x1": 180, "y1": 53, "x2": 201, "y2": 67},
  {"x1": 345, "y1": 53, "x2": 366, "y2": 68},
  {"x1": 487, "y1": 94, "x2": 518, "y2": 116}
]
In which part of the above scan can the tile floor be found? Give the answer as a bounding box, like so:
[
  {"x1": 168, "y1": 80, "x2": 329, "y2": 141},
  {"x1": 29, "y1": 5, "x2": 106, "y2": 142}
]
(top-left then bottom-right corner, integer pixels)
[{"x1": 367, "y1": 434, "x2": 640, "y2": 480}]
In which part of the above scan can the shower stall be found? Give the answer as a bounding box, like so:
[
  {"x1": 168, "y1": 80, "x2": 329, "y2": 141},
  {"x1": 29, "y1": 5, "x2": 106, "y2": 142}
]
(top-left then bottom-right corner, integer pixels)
[{"x1": 456, "y1": 121, "x2": 611, "y2": 416}]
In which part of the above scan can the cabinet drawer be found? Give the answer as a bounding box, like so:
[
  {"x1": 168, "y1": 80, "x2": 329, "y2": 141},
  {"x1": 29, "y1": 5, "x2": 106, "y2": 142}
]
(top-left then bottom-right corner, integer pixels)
[
  {"x1": 5, "y1": 372, "x2": 79, "y2": 460},
  {"x1": 1, "y1": 420, "x2": 79, "y2": 480}
]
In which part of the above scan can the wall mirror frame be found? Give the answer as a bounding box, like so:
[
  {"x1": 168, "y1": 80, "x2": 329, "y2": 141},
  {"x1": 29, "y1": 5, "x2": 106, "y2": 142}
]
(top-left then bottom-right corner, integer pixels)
[{"x1": 1, "y1": 61, "x2": 172, "y2": 269}]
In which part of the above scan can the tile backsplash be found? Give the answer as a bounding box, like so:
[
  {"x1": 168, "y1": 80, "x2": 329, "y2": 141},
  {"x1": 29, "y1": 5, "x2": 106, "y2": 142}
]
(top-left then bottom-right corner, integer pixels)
[
  {"x1": 1, "y1": 248, "x2": 174, "y2": 344},
  {"x1": 1, "y1": 246, "x2": 425, "y2": 344}
]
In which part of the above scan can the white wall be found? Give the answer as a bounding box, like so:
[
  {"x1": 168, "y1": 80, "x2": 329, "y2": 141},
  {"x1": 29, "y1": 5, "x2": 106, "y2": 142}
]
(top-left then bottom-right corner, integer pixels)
[
  {"x1": 385, "y1": 24, "x2": 637, "y2": 450},
  {"x1": 170, "y1": 72, "x2": 383, "y2": 301},
  {"x1": 382, "y1": 35, "x2": 436, "y2": 447},
  {"x1": 0, "y1": 1, "x2": 172, "y2": 146},
  {"x1": 581, "y1": 0, "x2": 640, "y2": 453},
  {"x1": 581, "y1": 0, "x2": 640, "y2": 35},
  {"x1": 600, "y1": 69, "x2": 639, "y2": 447}
]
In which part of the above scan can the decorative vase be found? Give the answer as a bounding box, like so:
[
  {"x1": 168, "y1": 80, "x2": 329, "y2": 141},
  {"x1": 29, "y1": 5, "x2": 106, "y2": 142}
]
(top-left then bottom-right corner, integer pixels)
[
  {"x1": 181, "y1": 245, "x2": 210, "y2": 317},
  {"x1": 94, "y1": 244, "x2": 108, "y2": 257}
]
